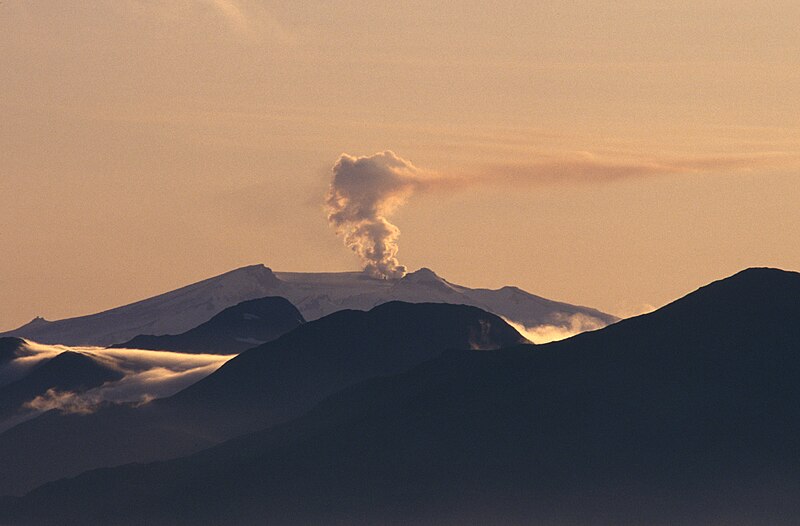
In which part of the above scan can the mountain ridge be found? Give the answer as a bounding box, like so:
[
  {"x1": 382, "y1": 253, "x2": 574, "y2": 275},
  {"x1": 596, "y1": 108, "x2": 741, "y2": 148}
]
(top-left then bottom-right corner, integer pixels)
[
  {"x1": 0, "y1": 301, "x2": 527, "y2": 496},
  {"x1": 2, "y1": 265, "x2": 617, "y2": 346},
  {"x1": 112, "y1": 296, "x2": 305, "y2": 353},
  {"x1": 3, "y1": 267, "x2": 798, "y2": 524}
]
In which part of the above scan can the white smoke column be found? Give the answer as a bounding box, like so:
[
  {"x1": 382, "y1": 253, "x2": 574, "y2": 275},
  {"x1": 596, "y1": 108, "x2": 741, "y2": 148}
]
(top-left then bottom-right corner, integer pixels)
[
  {"x1": 323, "y1": 150, "x2": 792, "y2": 279},
  {"x1": 326, "y1": 151, "x2": 424, "y2": 279}
]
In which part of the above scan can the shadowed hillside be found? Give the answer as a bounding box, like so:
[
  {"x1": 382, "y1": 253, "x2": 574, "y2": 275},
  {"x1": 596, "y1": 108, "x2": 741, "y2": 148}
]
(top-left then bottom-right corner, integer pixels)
[
  {"x1": 0, "y1": 302, "x2": 526, "y2": 497},
  {"x1": 114, "y1": 296, "x2": 305, "y2": 354}
]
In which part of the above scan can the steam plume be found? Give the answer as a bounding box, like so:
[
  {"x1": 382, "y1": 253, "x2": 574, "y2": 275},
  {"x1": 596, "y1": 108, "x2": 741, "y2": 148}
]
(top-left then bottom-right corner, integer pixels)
[
  {"x1": 326, "y1": 151, "x2": 425, "y2": 279},
  {"x1": 325, "y1": 149, "x2": 790, "y2": 278}
]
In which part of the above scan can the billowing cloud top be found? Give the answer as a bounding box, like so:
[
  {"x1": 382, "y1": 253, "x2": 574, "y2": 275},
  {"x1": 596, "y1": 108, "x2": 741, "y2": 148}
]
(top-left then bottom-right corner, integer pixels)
[{"x1": 326, "y1": 151, "x2": 425, "y2": 280}]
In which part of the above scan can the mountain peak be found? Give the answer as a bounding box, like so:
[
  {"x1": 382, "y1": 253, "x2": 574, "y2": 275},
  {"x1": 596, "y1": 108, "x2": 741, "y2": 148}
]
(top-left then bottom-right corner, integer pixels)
[
  {"x1": 13, "y1": 317, "x2": 50, "y2": 332},
  {"x1": 688, "y1": 267, "x2": 799, "y2": 302},
  {"x1": 599, "y1": 266, "x2": 800, "y2": 351},
  {"x1": 235, "y1": 263, "x2": 273, "y2": 274},
  {"x1": 395, "y1": 267, "x2": 463, "y2": 295},
  {"x1": 729, "y1": 266, "x2": 797, "y2": 281},
  {"x1": 400, "y1": 267, "x2": 443, "y2": 283},
  {"x1": 226, "y1": 264, "x2": 279, "y2": 283},
  {"x1": 0, "y1": 337, "x2": 27, "y2": 364}
]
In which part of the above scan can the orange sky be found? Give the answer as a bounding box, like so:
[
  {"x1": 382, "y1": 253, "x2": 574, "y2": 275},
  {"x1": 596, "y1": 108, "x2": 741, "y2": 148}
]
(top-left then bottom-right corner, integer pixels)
[{"x1": 2, "y1": 1, "x2": 799, "y2": 330}]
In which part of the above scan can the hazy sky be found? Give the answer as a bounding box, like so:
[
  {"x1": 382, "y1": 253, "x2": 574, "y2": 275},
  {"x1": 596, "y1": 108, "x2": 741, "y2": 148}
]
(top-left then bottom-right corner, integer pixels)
[{"x1": 2, "y1": 1, "x2": 799, "y2": 330}]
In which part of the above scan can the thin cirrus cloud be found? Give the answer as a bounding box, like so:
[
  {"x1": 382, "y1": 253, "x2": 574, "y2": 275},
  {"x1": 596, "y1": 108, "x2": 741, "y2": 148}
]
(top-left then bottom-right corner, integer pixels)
[
  {"x1": 203, "y1": 0, "x2": 296, "y2": 43},
  {"x1": 207, "y1": 0, "x2": 249, "y2": 30},
  {"x1": 462, "y1": 150, "x2": 799, "y2": 187}
]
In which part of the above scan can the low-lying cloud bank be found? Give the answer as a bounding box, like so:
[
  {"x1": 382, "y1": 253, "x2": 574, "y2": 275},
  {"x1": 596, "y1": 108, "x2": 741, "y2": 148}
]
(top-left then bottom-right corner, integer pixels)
[
  {"x1": 502, "y1": 314, "x2": 607, "y2": 344},
  {"x1": 2, "y1": 340, "x2": 234, "y2": 420}
]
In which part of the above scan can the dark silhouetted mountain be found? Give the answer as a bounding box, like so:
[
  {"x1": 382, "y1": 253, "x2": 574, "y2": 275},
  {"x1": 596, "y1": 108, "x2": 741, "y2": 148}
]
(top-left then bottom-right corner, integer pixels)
[
  {"x1": 3, "y1": 268, "x2": 800, "y2": 525},
  {"x1": 2, "y1": 265, "x2": 616, "y2": 346},
  {"x1": 0, "y1": 402, "x2": 217, "y2": 499},
  {"x1": 3, "y1": 351, "x2": 122, "y2": 396},
  {"x1": 160, "y1": 301, "x2": 527, "y2": 437},
  {"x1": 0, "y1": 337, "x2": 25, "y2": 367},
  {"x1": 0, "y1": 351, "x2": 124, "y2": 425},
  {"x1": 275, "y1": 267, "x2": 618, "y2": 337},
  {"x1": 113, "y1": 297, "x2": 305, "y2": 354},
  {"x1": 0, "y1": 302, "x2": 526, "y2": 496}
]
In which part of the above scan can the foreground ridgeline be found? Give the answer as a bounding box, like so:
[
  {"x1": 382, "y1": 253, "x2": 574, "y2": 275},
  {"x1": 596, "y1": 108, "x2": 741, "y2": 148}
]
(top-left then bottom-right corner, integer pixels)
[
  {"x1": 0, "y1": 302, "x2": 527, "y2": 497},
  {"x1": 2, "y1": 268, "x2": 800, "y2": 525}
]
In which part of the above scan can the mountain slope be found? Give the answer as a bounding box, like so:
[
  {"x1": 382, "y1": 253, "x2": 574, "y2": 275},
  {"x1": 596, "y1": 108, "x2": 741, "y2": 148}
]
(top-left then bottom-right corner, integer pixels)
[
  {"x1": 0, "y1": 302, "x2": 527, "y2": 496},
  {"x1": 161, "y1": 301, "x2": 528, "y2": 437},
  {"x1": 113, "y1": 297, "x2": 304, "y2": 353},
  {"x1": 1, "y1": 265, "x2": 283, "y2": 346},
  {"x1": 2, "y1": 265, "x2": 615, "y2": 346},
  {"x1": 0, "y1": 337, "x2": 28, "y2": 386},
  {"x1": 1, "y1": 351, "x2": 123, "y2": 401},
  {"x1": 275, "y1": 267, "x2": 617, "y2": 337},
  {"x1": 4, "y1": 268, "x2": 799, "y2": 525},
  {"x1": 0, "y1": 337, "x2": 26, "y2": 367}
]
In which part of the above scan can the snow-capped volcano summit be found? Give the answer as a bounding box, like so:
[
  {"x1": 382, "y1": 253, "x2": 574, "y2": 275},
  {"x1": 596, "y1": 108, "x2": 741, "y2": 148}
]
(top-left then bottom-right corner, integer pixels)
[
  {"x1": 395, "y1": 268, "x2": 462, "y2": 292},
  {"x1": 2, "y1": 265, "x2": 617, "y2": 346},
  {"x1": 399, "y1": 267, "x2": 444, "y2": 283}
]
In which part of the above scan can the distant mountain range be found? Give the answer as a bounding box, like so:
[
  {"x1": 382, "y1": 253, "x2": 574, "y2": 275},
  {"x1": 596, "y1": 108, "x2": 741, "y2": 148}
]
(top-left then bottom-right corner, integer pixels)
[
  {"x1": 1, "y1": 265, "x2": 617, "y2": 346},
  {"x1": 2, "y1": 268, "x2": 799, "y2": 525}
]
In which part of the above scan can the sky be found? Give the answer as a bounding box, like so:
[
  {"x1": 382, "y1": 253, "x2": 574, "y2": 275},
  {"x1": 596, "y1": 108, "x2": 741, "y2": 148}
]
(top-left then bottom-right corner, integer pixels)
[{"x1": 2, "y1": 0, "x2": 799, "y2": 331}]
